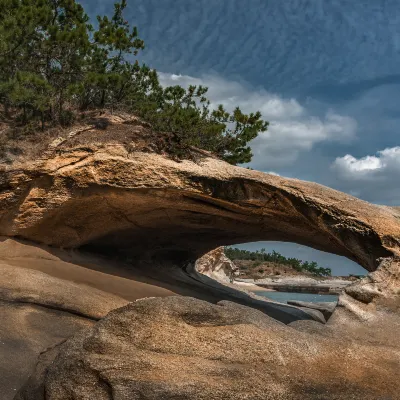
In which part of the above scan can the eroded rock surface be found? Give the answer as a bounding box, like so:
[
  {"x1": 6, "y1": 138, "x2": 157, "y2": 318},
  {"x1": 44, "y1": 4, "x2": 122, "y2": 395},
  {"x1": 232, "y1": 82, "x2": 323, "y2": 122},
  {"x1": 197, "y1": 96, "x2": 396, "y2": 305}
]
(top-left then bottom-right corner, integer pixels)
[
  {"x1": 0, "y1": 128, "x2": 399, "y2": 315},
  {"x1": 16, "y1": 297, "x2": 400, "y2": 400},
  {"x1": 0, "y1": 239, "x2": 131, "y2": 399},
  {"x1": 0, "y1": 130, "x2": 399, "y2": 271},
  {"x1": 195, "y1": 246, "x2": 238, "y2": 283},
  {"x1": 0, "y1": 262, "x2": 129, "y2": 320}
]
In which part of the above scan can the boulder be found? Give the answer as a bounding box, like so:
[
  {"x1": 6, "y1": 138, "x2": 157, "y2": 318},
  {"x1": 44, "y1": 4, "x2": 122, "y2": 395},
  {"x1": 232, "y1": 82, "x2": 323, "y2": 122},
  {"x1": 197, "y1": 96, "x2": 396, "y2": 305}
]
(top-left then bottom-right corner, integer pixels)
[{"x1": 16, "y1": 297, "x2": 400, "y2": 400}]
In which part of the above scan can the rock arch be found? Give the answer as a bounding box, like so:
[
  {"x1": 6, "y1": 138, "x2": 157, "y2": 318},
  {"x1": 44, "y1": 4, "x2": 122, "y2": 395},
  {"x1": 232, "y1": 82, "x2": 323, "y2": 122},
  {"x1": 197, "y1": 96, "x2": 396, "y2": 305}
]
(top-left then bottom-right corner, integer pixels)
[
  {"x1": 1, "y1": 124, "x2": 399, "y2": 399},
  {"x1": 1, "y1": 144, "x2": 399, "y2": 315},
  {"x1": 1, "y1": 145, "x2": 399, "y2": 268}
]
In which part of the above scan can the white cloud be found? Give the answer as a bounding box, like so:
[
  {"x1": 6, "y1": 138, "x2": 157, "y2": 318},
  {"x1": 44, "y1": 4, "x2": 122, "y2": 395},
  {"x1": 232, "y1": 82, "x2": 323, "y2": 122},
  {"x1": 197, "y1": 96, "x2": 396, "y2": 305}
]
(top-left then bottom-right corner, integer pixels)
[
  {"x1": 158, "y1": 73, "x2": 358, "y2": 169},
  {"x1": 332, "y1": 147, "x2": 400, "y2": 180},
  {"x1": 160, "y1": 73, "x2": 305, "y2": 119},
  {"x1": 331, "y1": 147, "x2": 400, "y2": 205}
]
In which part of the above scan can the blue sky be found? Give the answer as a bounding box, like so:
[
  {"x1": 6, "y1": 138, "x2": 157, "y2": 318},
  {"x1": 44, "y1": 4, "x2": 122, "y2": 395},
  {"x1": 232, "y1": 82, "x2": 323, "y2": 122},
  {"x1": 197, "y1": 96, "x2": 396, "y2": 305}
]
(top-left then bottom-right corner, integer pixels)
[{"x1": 84, "y1": 0, "x2": 400, "y2": 274}]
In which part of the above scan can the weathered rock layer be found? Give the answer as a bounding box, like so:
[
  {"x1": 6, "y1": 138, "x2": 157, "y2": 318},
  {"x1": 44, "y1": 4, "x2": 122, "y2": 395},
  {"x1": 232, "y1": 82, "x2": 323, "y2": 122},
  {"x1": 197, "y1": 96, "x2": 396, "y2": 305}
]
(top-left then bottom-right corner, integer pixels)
[{"x1": 1, "y1": 133, "x2": 399, "y2": 314}]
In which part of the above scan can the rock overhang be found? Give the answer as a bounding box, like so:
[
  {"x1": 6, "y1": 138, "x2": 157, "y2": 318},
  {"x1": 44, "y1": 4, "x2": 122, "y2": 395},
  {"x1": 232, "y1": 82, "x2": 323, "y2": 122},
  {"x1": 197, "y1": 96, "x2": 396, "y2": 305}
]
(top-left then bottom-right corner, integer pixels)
[{"x1": 1, "y1": 144, "x2": 399, "y2": 273}]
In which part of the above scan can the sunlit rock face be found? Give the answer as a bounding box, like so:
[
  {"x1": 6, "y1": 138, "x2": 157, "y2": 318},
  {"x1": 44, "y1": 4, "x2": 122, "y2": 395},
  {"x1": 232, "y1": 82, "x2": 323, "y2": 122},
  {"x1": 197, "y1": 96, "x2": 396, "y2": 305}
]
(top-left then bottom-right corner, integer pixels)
[
  {"x1": 195, "y1": 246, "x2": 238, "y2": 283},
  {"x1": 1, "y1": 121, "x2": 399, "y2": 265}
]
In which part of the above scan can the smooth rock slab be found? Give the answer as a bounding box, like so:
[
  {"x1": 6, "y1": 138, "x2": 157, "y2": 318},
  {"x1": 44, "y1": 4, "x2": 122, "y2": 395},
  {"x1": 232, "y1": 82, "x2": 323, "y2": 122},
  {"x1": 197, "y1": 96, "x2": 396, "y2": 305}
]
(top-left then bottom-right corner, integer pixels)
[
  {"x1": 16, "y1": 296, "x2": 400, "y2": 400},
  {"x1": 287, "y1": 301, "x2": 337, "y2": 320},
  {"x1": 0, "y1": 301, "x2": 93, "y2": 400}
]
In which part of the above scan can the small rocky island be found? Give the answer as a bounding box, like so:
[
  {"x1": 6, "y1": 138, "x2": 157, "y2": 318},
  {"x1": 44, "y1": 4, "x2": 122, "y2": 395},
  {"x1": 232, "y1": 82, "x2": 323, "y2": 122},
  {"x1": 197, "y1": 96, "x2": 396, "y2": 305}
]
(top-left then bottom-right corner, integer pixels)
[{"x1": 0, "y1": 115, "x2": 399, "y2": 400}]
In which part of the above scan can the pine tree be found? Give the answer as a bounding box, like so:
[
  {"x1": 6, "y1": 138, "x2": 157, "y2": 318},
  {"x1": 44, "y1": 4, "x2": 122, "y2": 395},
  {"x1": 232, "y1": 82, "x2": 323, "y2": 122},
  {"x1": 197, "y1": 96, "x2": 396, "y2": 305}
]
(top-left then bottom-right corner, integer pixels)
[{"x1": 0, "y1": 0, "x2": 270, "y2": 165}]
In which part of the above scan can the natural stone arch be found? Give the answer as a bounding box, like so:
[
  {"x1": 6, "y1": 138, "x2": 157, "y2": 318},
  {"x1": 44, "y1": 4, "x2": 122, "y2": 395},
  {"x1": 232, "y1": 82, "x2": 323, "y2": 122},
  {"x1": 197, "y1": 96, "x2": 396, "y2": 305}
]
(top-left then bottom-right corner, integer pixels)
[
  {"x1": 1, "y1": 143, "x2": 399, "y2": 317},
  {"x1": 1, "y1": 145, "x2": 399, "y2": 273},
  {"x1": 1, "y1": 123, "x2": 398, "y2": 400}
]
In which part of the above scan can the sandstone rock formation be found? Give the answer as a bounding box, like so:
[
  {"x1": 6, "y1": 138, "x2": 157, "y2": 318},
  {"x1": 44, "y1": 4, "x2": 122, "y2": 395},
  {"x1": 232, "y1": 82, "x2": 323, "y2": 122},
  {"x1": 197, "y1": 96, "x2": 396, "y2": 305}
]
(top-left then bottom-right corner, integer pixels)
[
  {"x1": 0, "y1": 120, "x2": 399, "y2": 272},
  {"x1": 0, "y1": 118, "x2": 399, "y2": 399},
  {"x1": 0, "y1": 237, "x2": 318, "y2": 399},
  {"x1": 0, "y1": 250, "x2": 129, "y2": 400},
  {"x1": 195, "y1": 246, "x2": 239, "y2": 283}
]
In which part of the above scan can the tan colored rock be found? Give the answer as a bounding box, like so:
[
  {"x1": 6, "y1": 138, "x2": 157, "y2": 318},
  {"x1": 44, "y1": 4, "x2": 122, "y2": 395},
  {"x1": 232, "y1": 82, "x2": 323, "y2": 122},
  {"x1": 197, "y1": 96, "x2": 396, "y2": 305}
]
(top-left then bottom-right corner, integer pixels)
[
  {"x1": 1, "y1": 301, "x2": 93, "y2": 400},
  {"x1": 0, "y1": 245, "x2": 129, "y2": 399},
  {"x1": 0, "y1": 139, "x2": 399, "y2": 272},
  {"x1": 1, "y1": 120, "x2": 400, "y2": 399},
  {"x1": 0, "y1": 262, "x2": 129, "y2": 320},
  {"x1": 0, "y1": 120, "x2": 399, "y2": 315},
  {"x1": 195, "y1": 246, "x2": 238, "y2": 283},
  {"x1": 16, "y1": 297, "x2": 400, "y2": 400}
]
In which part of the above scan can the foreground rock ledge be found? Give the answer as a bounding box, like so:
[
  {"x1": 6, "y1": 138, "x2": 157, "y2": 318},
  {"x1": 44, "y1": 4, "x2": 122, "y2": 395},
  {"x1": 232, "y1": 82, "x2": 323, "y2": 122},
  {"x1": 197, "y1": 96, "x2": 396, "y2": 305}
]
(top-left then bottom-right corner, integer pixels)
[{"x1": 16, "y1": 297, "x2": 400, "y2": 400}]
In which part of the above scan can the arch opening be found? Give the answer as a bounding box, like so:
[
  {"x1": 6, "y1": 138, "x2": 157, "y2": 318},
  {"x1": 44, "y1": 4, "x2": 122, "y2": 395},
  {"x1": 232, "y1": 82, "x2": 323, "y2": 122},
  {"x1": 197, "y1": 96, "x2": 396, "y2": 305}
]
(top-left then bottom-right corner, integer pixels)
[{"x1": 218, "y1": 241, "x2": 367, "y2": 309}]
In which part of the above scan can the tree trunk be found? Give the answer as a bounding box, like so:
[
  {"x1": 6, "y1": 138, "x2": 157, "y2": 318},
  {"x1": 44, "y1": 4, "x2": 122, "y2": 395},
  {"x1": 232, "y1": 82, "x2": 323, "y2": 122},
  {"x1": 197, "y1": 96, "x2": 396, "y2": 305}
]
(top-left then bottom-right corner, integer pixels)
[
  {"x1": 41, "y1": 111, "x2": 45, "y2": 131},
  {"x1": 100, "y1": 89, "x2": 106, "y2": 108}
]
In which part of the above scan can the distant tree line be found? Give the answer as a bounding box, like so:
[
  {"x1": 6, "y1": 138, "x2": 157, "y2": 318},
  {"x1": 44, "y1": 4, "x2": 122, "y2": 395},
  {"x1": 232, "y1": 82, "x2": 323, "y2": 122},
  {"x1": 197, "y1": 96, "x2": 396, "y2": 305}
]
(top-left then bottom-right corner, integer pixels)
[
  {"x1": 225, "y1": 247, "x2": 332, "y2": 277},
  {"x1": 0, "y1": 0, "x2": 269, "y2": 165}
]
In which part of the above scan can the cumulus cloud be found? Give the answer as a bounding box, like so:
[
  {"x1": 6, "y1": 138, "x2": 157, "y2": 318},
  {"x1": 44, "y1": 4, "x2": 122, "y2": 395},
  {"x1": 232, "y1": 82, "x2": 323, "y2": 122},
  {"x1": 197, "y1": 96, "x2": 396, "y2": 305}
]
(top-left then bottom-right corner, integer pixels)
[
  {"x1": 331, "y1": 147, "x2": 400, "y2": 205},
  {"x1": 158, "y1": 73, "x2": 358, "y2": 169},
  {"x1": 332, "y1": 147, "x2": 400, "y2": 180}
]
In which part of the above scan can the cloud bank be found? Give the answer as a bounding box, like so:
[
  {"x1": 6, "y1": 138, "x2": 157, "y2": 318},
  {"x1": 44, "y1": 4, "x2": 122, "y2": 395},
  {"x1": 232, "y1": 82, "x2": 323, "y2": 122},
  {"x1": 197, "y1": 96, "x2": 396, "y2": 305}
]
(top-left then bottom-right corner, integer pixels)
[{"x1": 332, "y1": 147, "x2": 400, "y2": 179}]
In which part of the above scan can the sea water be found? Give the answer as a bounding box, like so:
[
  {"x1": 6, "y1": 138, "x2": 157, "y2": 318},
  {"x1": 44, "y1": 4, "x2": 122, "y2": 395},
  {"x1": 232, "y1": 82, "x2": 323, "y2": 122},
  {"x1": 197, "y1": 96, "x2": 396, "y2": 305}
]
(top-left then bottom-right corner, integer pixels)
[{"x1": 254, "y1": 291, "x2": 338, "y2": 304}]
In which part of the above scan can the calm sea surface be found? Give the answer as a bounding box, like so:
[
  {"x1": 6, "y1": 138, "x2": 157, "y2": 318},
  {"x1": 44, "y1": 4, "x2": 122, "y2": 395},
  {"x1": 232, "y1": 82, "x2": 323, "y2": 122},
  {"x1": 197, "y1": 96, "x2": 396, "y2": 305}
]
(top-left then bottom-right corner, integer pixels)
[{"x1": 254, "y1": 291, "x2": 338, "y2": 303}]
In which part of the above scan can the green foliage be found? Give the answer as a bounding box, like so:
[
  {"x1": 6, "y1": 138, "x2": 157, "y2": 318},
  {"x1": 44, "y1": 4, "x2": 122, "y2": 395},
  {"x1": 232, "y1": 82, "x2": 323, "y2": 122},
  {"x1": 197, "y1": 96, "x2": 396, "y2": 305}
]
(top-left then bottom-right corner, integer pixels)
[
  {"x1": 137, "y1": 85, "x2": 269, "y2": 164},
  {"x1": 225, "y1": 247, "x2": 332, "y2": 277},
  {"x1": 0, "y1": 0, "x2": 269, "y2": 164}
]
